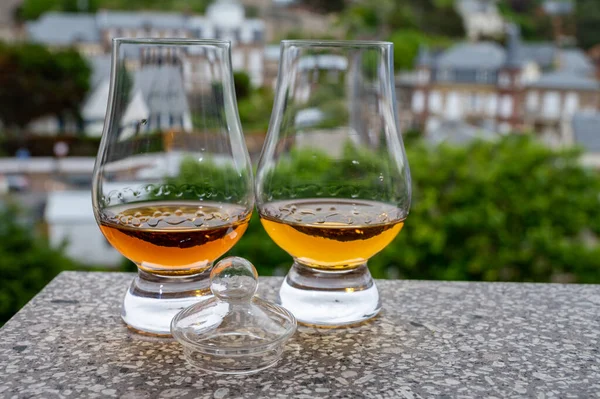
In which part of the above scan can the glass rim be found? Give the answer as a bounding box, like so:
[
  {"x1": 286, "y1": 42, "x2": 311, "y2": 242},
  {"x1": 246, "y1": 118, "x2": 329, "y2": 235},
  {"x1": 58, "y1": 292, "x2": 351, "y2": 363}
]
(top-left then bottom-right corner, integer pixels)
[
  {"x1": 112, "y1": 37, "x2": 231, "y2": 47},
  {"x1": 281, "y1": 39, "x2": 392, "y2": 48}
]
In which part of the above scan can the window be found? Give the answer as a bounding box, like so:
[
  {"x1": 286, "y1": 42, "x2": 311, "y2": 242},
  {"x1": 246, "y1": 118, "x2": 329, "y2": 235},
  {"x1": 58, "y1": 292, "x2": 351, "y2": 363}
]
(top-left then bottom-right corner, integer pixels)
[
  {"x1": 542, "y1": 91, "x2": 561, "y2": 119},
  {"x1": 500, "y1": 95, "x2": 513, "y2": 118},
  {"x1": 412, "y1": 91, "x2": 425, "y2": 113},
  {"x1": 526, "y1": 91, "x2": 539, "y2": 111},
  {"x1": 499, "y1": 72, "x2": 511, "y2": 87},
  {"x1": 429, "y1": 91, "x2": 442, "y2": 113},
  {"x1": 564, "y1": 92, "x2": 579, "y2": 117},
  {"x1": 487, "y1": 94, "x2": 498, "y2": 116},
  {"x1": 231, "y1": 51, "x2": 244, "y2": 70},
  {"x1": 253, "y1": 29, "x2": 264, "y2": 42}
]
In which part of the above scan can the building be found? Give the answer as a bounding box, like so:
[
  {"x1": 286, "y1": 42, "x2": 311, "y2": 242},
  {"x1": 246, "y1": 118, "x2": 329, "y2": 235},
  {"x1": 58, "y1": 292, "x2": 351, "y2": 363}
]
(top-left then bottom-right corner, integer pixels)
[
  {"x1": 0, "y1": 0, "x2": 24, "y2": 41},
  {"x1": 26, "y1": 0, "x2": 266, "y2": 86},
  {"x1": 455, "y1": 0, "x2": 505, "y2": 41},
  {"x1": 399, "y1": 24, "x2": 600, "y2": 146},
  {"x1": 45, "y1": 190, "x2": 123, "y2": 266}
]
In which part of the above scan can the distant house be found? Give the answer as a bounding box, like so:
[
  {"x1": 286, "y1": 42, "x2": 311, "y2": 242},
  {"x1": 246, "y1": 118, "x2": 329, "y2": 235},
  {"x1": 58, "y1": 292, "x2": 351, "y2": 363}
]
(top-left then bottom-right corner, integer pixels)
[
  {"x1": 542, "y1": 0, "x2": 574, "y2": 16},
  {"x1": 82, "y1": 64, "x2": 192, "y2": 138},
  {"x1": 44, "y1": 190, "x2": 123, "y2": 266},
  {"x1": 398, "y1": 24, "x2": 599, "y2": 146},
  {"x1": 26, "y1": 13, "x2": 104, "y2": 55},
  {"x1": 455, "y1": 0, "x2": 505, "y2": 40},
  {"x1": 26, "y1": 0, "x2": 266, "y2": 86}
]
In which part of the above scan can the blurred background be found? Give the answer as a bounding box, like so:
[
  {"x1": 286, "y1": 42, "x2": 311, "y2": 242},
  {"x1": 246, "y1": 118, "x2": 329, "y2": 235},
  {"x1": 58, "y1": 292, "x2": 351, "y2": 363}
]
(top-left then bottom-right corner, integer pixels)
[{"x1": 1, "y1": 0, "x2": 599, "y2": 324}]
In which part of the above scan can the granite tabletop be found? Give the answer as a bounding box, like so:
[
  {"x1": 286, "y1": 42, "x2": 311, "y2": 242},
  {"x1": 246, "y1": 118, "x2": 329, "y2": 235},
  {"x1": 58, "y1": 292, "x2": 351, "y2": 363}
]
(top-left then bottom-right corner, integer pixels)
[{"x1": 0, "y1": 272, "x2": 599, "y2": 399}]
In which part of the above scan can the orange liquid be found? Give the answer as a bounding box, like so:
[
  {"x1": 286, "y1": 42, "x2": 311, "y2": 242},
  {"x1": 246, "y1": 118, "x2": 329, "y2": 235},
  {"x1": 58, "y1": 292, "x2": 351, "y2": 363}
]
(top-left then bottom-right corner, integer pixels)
[
  {"x1": 99, "y1": 202, "x2": 250, "y2": 275},
  {"x1": 260, "y1": 200, "x2": 405, "y2": 270}
]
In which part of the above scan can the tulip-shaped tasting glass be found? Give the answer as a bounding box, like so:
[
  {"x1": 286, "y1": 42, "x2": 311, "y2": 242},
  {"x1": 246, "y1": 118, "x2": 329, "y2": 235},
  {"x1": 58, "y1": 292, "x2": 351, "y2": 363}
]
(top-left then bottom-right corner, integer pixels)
[
  {"x1": 92, "y1": 39, "x2": 254, "y2": 335},
  {"x1": 255, "y1": 40, "x2": 411, "y2": 327}
]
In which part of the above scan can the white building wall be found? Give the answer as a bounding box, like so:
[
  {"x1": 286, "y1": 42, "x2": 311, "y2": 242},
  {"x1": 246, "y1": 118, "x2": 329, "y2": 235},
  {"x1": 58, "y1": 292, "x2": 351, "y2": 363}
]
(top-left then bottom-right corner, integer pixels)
[{"x1": 48, "y1": 222, "x2": 123, "y2": 266}]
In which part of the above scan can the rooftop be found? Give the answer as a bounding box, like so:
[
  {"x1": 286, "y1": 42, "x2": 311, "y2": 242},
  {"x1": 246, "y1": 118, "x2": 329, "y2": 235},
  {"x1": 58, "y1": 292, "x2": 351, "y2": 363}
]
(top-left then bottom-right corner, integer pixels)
[
  {"x1": 528, "y1": 71, "x2": 600, "y2": 90},
  {"x1": 26, "y1": 12, "x2": 100, "y2": 45}
]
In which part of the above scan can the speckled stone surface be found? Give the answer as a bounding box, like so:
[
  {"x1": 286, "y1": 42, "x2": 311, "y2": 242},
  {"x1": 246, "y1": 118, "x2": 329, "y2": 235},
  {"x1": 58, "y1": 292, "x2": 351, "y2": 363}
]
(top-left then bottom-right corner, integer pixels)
[{"x1": 1, "y1": 272, "x2": 599, "y2": 398}]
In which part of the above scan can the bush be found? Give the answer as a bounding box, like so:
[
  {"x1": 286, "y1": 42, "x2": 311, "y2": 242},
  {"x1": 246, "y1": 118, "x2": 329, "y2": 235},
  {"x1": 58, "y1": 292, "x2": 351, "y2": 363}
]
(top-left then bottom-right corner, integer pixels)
[
  {"x1": 230, "y1": 135, "x2": 600, "y2": 283},
  {"x1": 0, "y1": 205, "x2": 79, "y2": 325}
]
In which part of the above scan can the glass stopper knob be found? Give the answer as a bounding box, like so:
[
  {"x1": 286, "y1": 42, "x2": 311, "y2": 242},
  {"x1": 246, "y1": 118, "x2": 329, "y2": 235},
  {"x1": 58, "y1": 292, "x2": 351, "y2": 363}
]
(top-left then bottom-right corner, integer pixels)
[{"x1": 210, "y1": 257, "x2": 258, "y2": 301}]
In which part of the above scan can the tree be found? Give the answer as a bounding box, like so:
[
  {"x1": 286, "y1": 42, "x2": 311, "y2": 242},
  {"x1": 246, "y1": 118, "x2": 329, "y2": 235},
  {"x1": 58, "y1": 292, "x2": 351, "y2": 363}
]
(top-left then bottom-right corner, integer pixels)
[
  {"x1": 369, "y1": 135, "x2": 600, "y2": 283},
  {"x1": 0, "y1": 205, "x2": 79, "y2": 324},
  {"x1": 575, "y1": 0, "x2": 600, "y2": 50},
  {"x1": 233, "y1": 71, "x2": 252, "y2": 101},
  {"x1": 224, "y1": 135, "x2": 600, "y2": 284},
  {"x1": 389, "y1": 30, "x2": 451, "y2": 70},
  {"x1": 0, "y1": 43, "x2": 91, "y2": 132}
]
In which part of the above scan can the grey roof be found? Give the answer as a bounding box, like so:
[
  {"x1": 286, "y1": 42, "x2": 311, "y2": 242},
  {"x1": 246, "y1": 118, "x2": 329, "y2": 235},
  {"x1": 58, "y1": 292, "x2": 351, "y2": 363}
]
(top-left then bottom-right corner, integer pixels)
[
  {"x1": 428, "y1": 120, "x2": 498, "y2": 145},
  {"x1": 558, "y1": 49, "x2": 595, "y2": 76},
  {"x1": 86, "y1": 55, "x2": 112, "y2": 88},
  {"x1": 543, "y1": 0, "x2": 574, "y2": 15},
  {"x1": 416, "y1": 45, "x2": 432, "y2": 67},
  {"x1": 456, "y1": 0, "x2": 497, "y2": 14},
  {"x1": 518, "y1": 43, "x2": 556, "y2": 69},
  {"x1": 436, "y1": 42, "x2": 506, "y2": 69},
  {"x1": 133, "y1": 66, "x2": 190, "y2": 117},
  {"x1": 505, "y1": 23, "x2": 522, "y2": 68},
  {"x1": 26, "y1": 12, "x2": 99, "y2": 45},
  {"x1": 573, "y1": 112, "x2": 600, "y2": 152},
  {"x1": 96, "y1": 11, "x2": 187, "y2": 29},
  {"x1": 528, "y1": 71, "x2": 600, "y2": 90}
]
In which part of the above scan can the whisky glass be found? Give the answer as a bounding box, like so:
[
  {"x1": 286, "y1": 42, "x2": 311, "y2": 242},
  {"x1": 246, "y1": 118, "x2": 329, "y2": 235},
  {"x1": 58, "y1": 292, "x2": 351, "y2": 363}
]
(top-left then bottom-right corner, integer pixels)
[
  {"x1": 256, "y1": 40, "x2": 411, "y2": 326},
  {"x1": 92, "y1": 39, "x2": 253, "y2": 335}
]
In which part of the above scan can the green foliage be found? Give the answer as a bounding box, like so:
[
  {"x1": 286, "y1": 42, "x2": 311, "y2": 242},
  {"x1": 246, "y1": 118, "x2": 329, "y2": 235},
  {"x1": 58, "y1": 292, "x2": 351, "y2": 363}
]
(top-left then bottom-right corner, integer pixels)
[
  {"x1": 341, "y1": 0, "x2": 464, "y2": 39},
  {"x1": 388, "y1": 30, "x2": 452, "y2": 70},
  {"x1": 498, "y1": 0, "x2": 554, "y2": 41},
  {"x1": 0, "y1": 43, "x2": 91, "y2": 131},
  {"x1": 237, "y1": 88, "x2": 274, "y2": 133},
  {"x1": 246, "y1": 136, "x2": 600, "y2": 283},
  {"x1": 18, "y1": 0, "x2": 209, "y2": 19},
  {"x1": 575, "y1": 0, "x2": 600, "y2": 50},
  {"x1": 233, "y1": 71, "x2": 252, "y2": 101},
  {"x1": 163, "y1": 156, "x2": 251, "y2": 205},
  {"x1": 0, "y1": 205, "x2": 79, "y2": 324},
  {"x1": 377, "y1": 136, "x2": 600, "y2": 283},
  {"x1": 301, "y1": 0, "x2": 346, "y2": 13}
]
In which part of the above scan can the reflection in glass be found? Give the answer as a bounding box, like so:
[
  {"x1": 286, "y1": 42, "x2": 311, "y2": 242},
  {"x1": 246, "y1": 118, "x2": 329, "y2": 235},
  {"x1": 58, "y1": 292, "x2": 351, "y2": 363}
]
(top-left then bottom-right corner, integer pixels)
[
  {"x1": 256, "y1": 40, "x2": 411, "y2": 327},
  {"x1": 92, "y1": 39, "x2": 253, "y2": 335}
]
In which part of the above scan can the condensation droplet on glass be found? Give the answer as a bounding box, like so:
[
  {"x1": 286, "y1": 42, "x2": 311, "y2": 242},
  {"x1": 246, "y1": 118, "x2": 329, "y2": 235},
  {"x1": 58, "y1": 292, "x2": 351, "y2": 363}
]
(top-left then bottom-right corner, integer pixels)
[
  {"x1": 290, "y1": 205, "x2": 297, "y2": 213},
  {"x1": 175, "y1": 209, "x2": 183, "y2": 216},
  {"x1": 134, "y1": 212, "x2": 142, "y2": 218},
  {"x1": 153, "y1": 211, "x2": 162, "y2": 218},
  {"x1": 196, "y1": 211, "x2": 205, "y2": 217},
  {"x1": 193, "y1": 218, "x2": 204, "y2": 227},
  {"x1": 300, "y1": 210, "x2": 315, "y2": 215},
  {"x1": 316, "y1": 207, "x2": 322, "y2": 211},
  {"x1": 329, "y1": 207, "x2": 336, "y2": 211},
  {"x1": 162, "y1": 212, "x2": 171, "y2": 217},
  {"x1": 316, "y1": 218, "x2": 325, "y2": 224},
  {"x1": 119, "y1": 216, "x2": 128, "y2": 224},
  {"x1": 147, "y1": 218, "x2": 159, "y2": 227},
  {"x1": 131, "y1": 218, "x2": 141, "y2": 227}
]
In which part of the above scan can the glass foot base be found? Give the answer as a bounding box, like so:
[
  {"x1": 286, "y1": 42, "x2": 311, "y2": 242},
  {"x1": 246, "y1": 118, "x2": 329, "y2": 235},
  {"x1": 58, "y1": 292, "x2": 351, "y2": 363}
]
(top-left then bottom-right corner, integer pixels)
[
  {"x1": 278, "y1": 262, "x2": 381, "y2": 327},
  {"x1": 122, "y1": 269, "x2": 212, "y2": 336}
]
